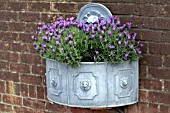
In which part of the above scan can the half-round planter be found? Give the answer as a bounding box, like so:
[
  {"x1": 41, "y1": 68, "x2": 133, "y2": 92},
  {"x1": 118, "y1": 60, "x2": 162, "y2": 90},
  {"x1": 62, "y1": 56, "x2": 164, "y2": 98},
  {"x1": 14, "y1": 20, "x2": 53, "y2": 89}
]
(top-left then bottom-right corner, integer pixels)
[{"x1": 46, "y1": 59, "x2": 138, "y2": 108}]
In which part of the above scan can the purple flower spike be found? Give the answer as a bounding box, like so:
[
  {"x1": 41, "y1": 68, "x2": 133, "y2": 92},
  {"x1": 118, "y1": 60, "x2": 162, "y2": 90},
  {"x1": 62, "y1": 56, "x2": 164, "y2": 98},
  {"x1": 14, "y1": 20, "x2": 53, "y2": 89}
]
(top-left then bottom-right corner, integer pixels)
[
  {"x1": 31, "y1": 35, "x2": 35, "y2": 41},
  {"x1": 130, "y1": 45, "x2": 133, "y2": 49},
  {"x1": 102, "y1": 26, "x2": 106, "y2": 30},
  {"x1": 119, "y1": 33, "x2": 122, "y2": 37},
  {"x1": 125, "y1": 53, "x2": 129, "y2": 58},
  {"x1": 95, "y1": 51, "x2": 99, "y2": 56},
  {"x1": 124, "y1": 41, "x2": 128, "y2": 45},
  {"x1": 112, "y1": 25, "x2": 116, "y2": 31},
  {"x1": 137, "y1": 49, "x2": 142, "y2": 55},
  {"x1": 57, "y1": 35, "x2": 61, "y2": 40},
  {"x1": 42, "y1": 44, "x2": 46, "y2": 48},
  {"x1": 102, "y1": 30, "x2": 105, "y2": 35},
  {"x1": 109, "y1": 45, "x2": 115, "y2": 50},
  {"x1": 85, "y1": 28, "x2": 90, "y2": 34},
  {"x1": 56, "y1": 41, "x2": 60, "y2": 46},
  {"x1": 92, "y1": 30, "x2": 95, "y2": 34},
  {"x1": 70, "y1": 17, "x2": 74, "y2": 21},
  {"x1": 42, "y1": 25, "x2": 47, "y2": 30},
  {"x1": 107, "y1": 20, "x2": 111, "y2": 25},
  {"x1": 112, "y1": 54, "x2": 115, "y2": 57},
  {"x1": 38, "y1": 22, "x2": 42, "y2": 26},
  {"x1": 69, "y1": 52, "x2": 72, "y2": 56},
  {"x1": 42, "y1": 36, "x2": 48, "y2": 41},
  {"x1": 88, "y1": 23, "x2": 93, "y2": 28},
  {"x1": 91, "y1": 34, "x2": 95, "y2": 39},
  {"x1": 98, "y1": 27, "x2": 101, "y2": 33},
  {"x1": 108, "y1": 30, "x2": 112, "y2": 35},
  {"x1": 59, "y1": 16, "x2": 63, "y2": 20},
  {"x1": 66, "y1": 56, "x2": 68, "y2": 60},
  {"x1": 69, "y1": 41, "x2": 73, "y2": 46},
  {"x1": 140, "y1": 43, "x2": 144, "y2": 47},
  {"x1": 52, "y1": 48, "x2": 55, "y2": 53},
  {"x1": 74, "y1": 42, "x2": 77, "y2": 47},
  {"x1": 116, "y1": 20, "x2": 120, "y2": 26},
  {"x1": 127, "y1": 34, "x2": 131, "y2": 39},
  {"x1": 118, "y1": 41, "x2": 121, "y2": 45},
  {"x1": 126, "y1": 22, "x2": 132, "y2": 29},
  {"x1": 132, "y1": 32, "x2": 137, "y2": 40},
  {"x1": 100, "y1": 36, "x2": 102, "y2": 42},
  {"x1": 84, "y1": 39, "x2": 87, "y2": 43}
]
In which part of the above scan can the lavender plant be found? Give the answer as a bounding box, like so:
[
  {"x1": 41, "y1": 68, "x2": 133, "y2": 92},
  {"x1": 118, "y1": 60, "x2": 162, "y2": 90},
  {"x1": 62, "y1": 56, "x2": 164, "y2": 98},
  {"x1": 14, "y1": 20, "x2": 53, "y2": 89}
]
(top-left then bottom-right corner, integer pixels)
[{"x1": 32, "y1": 16, "x2": 143, "y2": 67}]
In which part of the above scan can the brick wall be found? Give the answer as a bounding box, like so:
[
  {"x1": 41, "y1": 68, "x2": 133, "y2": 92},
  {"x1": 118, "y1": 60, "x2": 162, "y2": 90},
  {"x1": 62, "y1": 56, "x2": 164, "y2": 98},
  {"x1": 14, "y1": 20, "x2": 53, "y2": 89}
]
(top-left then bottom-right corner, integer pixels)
[{"x1": 0, "y1": 0, "x2": 170, "y2": 113}]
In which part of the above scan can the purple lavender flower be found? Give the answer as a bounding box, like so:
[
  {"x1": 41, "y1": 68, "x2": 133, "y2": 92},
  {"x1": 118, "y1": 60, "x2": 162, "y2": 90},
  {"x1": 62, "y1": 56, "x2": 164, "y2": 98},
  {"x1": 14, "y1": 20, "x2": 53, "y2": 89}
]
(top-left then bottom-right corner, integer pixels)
[
  {"x1": 102, "y1": 26, "x2": 106, "y2": 30},
  {"x1": 98, "y1": 27, "x2": 101, "y2": 33},
  {"x1": 126, "y1": 22, "x2": 132, "y2": 29},
  {"x1": 85, "y1": 28, "x2": 90, "y2": 34},
  {"x1": 124, "y1": 41, "x2": 128, "y2": 45},
  {"x1": 104, "y1": 39, "x2": 107, "y2": 43},
  {"x1": 38, "y1": 22, "x2": 42, "y2": 26},
  {"x1": 91, "y1": 34, "x2": 95, "y2": 39},
  {"x1": 118, "y1": 24, "x2": 126, "y2": 32},
  {"x1": 56, "y1": 41, "x2": 60, "y2": 46},
  {"x1": 84, "y1": 39, "x2": 87, "y2": 43},
  {"x1": 118, "y1": 41, "x2": 121, "y2": 45},
  {"x1": 59, "y1": 16, "x2": 63, "y2": 20},
  {"x1": 130, "y1": 45, "x2": 133, "y2": 49},
  {"x1": 137, "y1": 49, "x2": 142, "y2": 55},
  {"x1": 116, "y1": 20, "x2": 120, "y2": 26},
  {"x1": 124, "y1": 31, "x2": 128, "y2": 36},
  {"x1": 100, "y1": 35, "x2": 102, "y2": 42},
  {"x1": 132, "y1": 32, "x2": 137, "y2": 40},
  {"x1": 74, "y1": 42, "x2": 77, "y2": 47},
  {"x1": 125, "y1": 53, "x2": 128, "y2": 58},
  {"x1": 42, "y1": 44, "x2": 46, "y2": 48},
  {"x1": 92, "y1": 30, "x2": 95, "y2": 34},
  {"x1": 69, "y1": 52, "x2": 72, "y2": 56},
  {"x1": 108, "y1": 30, "x2": 112, "y2": 35},
  {"x1": 88, "y1": 23, "x2": 93, "y2": 28},
  {"x1": 57, "y1": 35, "x2": 61, "y2": 40},
  {"x1": 102, "y1": 30, "x2": 105, "y2": 35},
  {"x1": 98, "y1": 17, "x2": 102, "y2": 23},
  {"x1": 66, "y1": 56, "x2": 68, "y2": 60},
  {"x1": 107, "y1": 20, "x2": 111, "y2": 25},
  {"x1": 70, "y1": 17, "x2": 74, "y2": 21},
  {"x1": 140, "y1": 43, "x2": 144, "y2": 47},
  {"x1": 42, "y1": 25, "x2": 47, "y2": 30},
  {"x1": 119, "y1": 33, "x2": 122, "y2": 37},
  {"x1": 109, "y1": 45, "x2": 115, "y2": 50},
  {"x1": 95, "y1": 51, "x2": 99, "y2": 56},
  {"x1": 127, "y1": 34, "x2": 131, "y2": 39},
  {"x1": 52, "y1": 48, "x2": 55, "y2": 53},
  {"x1": 69, "y1": 41, "x2": 73, "y2": 46},
  {"x1": 112, "y1": 54, "x2": 115, "y2": 57},
  {"x1": 31, "y1": 35, "x2": 35, "y2": 41},
  {"x1": 93, "y1": 24, "x2": 97, "y2": 29},
  {"x1": 42, "y1": 36, "x2": 48, "y2": 41},
  {"x1": 61, "y1": 48, "x2": 64, "y2": 53},
  {"x1": 35, "y1": 45, "x2": 40, "y2": 51},
  {"x1": 112, "y1": 25, "x2": 116, "y2": 31}
]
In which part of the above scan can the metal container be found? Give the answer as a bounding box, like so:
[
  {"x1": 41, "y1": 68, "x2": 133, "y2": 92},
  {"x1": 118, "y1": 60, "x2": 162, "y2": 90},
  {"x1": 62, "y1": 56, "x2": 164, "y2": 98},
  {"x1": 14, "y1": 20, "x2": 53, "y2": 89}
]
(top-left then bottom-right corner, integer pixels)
[
  {"x1": 46, "y1": 59, "x2": 138, "y2": 108},
  {"x1": 46, "y1": 3, "x2": 139, "y2": 108}
]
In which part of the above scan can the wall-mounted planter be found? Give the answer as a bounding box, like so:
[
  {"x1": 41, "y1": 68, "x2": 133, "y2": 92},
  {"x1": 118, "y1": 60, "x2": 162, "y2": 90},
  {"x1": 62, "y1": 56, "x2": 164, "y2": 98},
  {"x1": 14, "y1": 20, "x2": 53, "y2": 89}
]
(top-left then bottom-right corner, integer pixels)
[
  {"x1": 46, "y1": 59, "x2": 138, "y2": 108},
  {"x1": 46, "y1": 3, "x2": 139, "y2": 108}
]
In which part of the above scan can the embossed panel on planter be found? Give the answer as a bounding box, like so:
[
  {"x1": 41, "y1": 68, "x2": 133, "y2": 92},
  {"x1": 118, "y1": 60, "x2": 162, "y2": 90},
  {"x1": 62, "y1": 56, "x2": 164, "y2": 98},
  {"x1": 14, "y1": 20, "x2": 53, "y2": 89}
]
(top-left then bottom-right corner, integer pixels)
[
  {"x1": 46, "y1": 59, "x2": 68, "y2": 105},
  {"x1": 68, "y1": 63, "x2": 107, "y2": 108}
]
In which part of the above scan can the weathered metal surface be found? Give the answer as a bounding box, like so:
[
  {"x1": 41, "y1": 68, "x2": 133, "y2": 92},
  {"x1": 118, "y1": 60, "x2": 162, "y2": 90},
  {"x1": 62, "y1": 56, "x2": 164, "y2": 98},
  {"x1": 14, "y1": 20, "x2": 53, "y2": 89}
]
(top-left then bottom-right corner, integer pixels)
[
  {"x1": 77, "y1": 3, "x2": 112, "y2": 24},
  {"x1": 46, "y1": 59, "x2": 138, "y2": 108}
]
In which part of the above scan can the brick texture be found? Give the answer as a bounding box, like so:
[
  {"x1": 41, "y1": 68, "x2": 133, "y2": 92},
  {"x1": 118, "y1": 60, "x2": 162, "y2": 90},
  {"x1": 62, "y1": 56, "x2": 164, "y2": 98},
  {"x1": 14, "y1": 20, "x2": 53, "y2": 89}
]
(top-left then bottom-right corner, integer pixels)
[{"x1": 0, "y1": 0, "x2": 169, "y2": 113}]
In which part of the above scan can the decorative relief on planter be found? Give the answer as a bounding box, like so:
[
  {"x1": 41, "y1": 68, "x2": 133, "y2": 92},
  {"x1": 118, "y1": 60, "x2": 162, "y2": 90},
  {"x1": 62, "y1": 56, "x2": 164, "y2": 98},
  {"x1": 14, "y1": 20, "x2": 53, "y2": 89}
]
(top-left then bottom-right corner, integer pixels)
[
  {"x1": 77, "y1": 3, "x2": 112, "y2": 24},
  {"x1": 48, "y1": 68, "x2": 62, "y2": 96},
  {"x1": 114, "y1": 69, "x2": 134, "y2": 98},
  {"x1": 74, "y1": 72, "x2": 97, "y2": 100}
]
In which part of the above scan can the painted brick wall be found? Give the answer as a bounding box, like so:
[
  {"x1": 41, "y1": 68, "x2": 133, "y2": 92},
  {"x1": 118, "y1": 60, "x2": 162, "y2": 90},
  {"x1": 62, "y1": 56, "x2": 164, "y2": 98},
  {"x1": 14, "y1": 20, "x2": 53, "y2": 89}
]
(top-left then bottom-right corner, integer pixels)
[{"x1": 0, "y1": 0, "x2": 170, "y2": 113}]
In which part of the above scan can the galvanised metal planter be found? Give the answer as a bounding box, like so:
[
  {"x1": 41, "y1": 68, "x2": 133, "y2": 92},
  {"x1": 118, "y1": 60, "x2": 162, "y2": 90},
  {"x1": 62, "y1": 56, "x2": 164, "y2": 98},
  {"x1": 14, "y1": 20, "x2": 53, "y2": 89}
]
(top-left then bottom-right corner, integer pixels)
[{"x1": 46, "y1": 59, "x2": 139, "y2": 108}]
